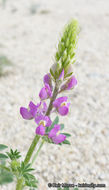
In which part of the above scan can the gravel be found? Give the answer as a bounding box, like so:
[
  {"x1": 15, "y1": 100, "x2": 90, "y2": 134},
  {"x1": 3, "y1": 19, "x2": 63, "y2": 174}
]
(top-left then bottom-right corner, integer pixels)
[{"x1": 0, "y1": 0, "x2": 109, "y2": 189}]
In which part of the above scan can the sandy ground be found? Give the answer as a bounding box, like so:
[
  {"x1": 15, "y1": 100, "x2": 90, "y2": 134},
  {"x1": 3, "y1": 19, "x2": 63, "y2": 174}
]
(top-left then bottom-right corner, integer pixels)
[{"x1": 0, "y1": 0, "x2": 109, "y2": 189}]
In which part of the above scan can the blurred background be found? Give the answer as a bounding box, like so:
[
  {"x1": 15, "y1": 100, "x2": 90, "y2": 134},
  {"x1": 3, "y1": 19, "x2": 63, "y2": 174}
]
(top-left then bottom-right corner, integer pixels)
[{"x1": 0, "y1": 0, "x2": 109, "y2": 189}]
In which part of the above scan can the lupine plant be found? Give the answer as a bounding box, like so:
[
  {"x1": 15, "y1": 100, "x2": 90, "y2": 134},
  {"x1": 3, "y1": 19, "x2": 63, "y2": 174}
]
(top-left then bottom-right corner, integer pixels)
[{"x1": 0, "y1": 19, "x2": 79, "y2": 190}]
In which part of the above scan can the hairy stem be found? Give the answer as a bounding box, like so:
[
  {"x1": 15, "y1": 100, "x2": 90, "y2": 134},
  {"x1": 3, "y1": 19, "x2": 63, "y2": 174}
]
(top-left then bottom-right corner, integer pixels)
[
  {"x1": 31, "y1": 140, "x2": 45, "y2": 166},
  {"x1": 16, "y1": 178, "x2": 24, "y2": 190},
  {"x1": 24, "y1": 135, "x2": 40, "y2": 165}
]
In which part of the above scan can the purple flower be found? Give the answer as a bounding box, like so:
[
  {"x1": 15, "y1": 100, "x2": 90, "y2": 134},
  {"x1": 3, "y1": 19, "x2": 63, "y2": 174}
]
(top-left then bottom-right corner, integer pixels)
[
  {"x1": 61, "y1": 76, "x2": 77, "y2": 91},
  {"x1": 39, "y1": 83, "x2": 52, "y2": 100},
  {"x1": 53, "y1": 96, "x2": 70, "y2": 116},
  {"x1": 35, "y1": 114, "x2": 52, "y2": 136},
  {"x1": 36, "y1": 125, "x2": 45, "y2": 136},
  {"x1": 48, "y1": 124, "x2": 66, "y2": 144},
  {"x1": 20, "y1": 101, "x2": 47, "y2": 120},
  {"x1": 44, "y1": 73, "x2": 52, "y2": 89}
]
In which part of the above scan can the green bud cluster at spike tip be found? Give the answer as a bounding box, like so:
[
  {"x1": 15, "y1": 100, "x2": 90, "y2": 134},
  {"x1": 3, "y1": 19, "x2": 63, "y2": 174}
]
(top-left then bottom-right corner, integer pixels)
[{"x1": 50, "y1": 19, "x2": 80, "y2": 80}]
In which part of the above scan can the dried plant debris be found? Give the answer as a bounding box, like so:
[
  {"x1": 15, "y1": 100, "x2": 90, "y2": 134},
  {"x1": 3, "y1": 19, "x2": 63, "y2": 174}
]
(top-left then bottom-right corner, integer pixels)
[
  {"x1": 29, "y1": 3, "x2": 50, "y2": 15},
  {"x1": 0, "y1": 55, "x2": 12, "y2": 76},
  {"x1": 39, "y1": 9, "x2": 50, "y2": 14},
  {"x1": 29, "y1": 3, "x2": 41, "y2": 15}
]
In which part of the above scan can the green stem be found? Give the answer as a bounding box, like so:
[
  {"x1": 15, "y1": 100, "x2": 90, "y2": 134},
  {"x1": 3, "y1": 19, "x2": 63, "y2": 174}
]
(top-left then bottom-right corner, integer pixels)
[
  {"x1": 16, "y1": 178, "x2": 24, "y2": 190},
  {"x1": 24, "y1": 135, "x2": 40, "y2": 165},
  {"x1": 31, "y1": 140, "x2": 45, "y2": 166},
  {"x1": 46, "y1": 81, "x2": 59, "y2": 116}
]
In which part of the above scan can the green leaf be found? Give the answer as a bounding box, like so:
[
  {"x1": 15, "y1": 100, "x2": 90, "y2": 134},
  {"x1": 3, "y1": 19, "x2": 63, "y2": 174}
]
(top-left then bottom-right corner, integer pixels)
[
  {"x1": 0, "y1": 153, "x2": 8, "y2": 160},
  {"x1": 52, "y1": 116, "x2": 59, "y2": 125},
  {"x1": 0, "y1": 144, "x2": 8, "y2": 151},
  {"x1": 46, "y1": 116, "x2": 59, "y2": 133},
  {"x1": 62, "y1": 140, "x2": 71, "y2": 145},
  {"x1": 19, "y1": 162, "x2": 35, "y2": 175},
  {"x1": 0, "y1": 170, "x2": 13, "y2": 185},
  {"x1": 0, "y1": 164, "x2": 10, "y2": 172},
  {"x1": 65, "y1": 72, "x2": 73, "y2": 78},
  {"x1": 58, "y1": 143, "x2": 62, "y2": 146},
  {"x1": 24, "y1": 173, "x2": 38, "y2": 183},
  {"x1": 24, "y1": 168, "x2": 35, "y2": 173},
  {"x1": 50, "y1": 68, "x2": 55, "y2": 79},
  {"x1": 25, "y1": 180, "x2": 38, "y2": 188},
  {"x1": 17, "y1": 162, "x2": 38, "y2": 188},
  {"x1": 61, "y1": 133, "x2": 71, "y2": 137},
  {"x1": 71, "y1": 59, "x2": 76, "y2": 65},
  {"x1": 6, "y1": 149, "x2": 21, "y2": 160}
]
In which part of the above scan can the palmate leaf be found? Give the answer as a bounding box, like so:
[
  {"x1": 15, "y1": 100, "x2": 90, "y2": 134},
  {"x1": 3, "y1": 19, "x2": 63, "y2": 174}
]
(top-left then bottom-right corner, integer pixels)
[
  {"x1": 0, "y1": 144, "x2": 8, "y2": 151},
  {"x1": 17, "y1": 162, "x2": 38, "y2": 189},
  {"x1": 0, "y1": 170, "x2": 13, "y2": 185},
  {"x1": 6, "y1": 149, "x2": 21, "y2": 160},
  {"x1": 18, "y1": 162, "x2": 35, "y2": 175},
  {"x1": 23, "y1": 173, "x2": 36, "y2": 181},
  {"x1": 0, "y1": 161, "x2": 13, "y2": 185},
  {"x1": 0, "y1": 153, "x2": 8, "y2": 160},
  {"x1": 26, "y1": 180, "x2": 38, "y2": 188},
  {"x1": 0, "y1": 164, "x2": 10, "y2": 172},
  {"x1": 24, "y1": 173, "x2": 38, "y2": 188}
]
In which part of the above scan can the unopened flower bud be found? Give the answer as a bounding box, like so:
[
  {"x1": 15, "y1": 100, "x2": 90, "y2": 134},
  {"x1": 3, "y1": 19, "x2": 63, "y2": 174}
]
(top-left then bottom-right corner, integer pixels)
[
  {"x1": 60, "y1": 75, "x2": 77, "y2": 91},
  {"x1": 55, "y1": 19, "x2": 79, "y2": 70},
  {"x1": 64, "y1": 63, "x2": 73, "y2": 77},
  {"x1": 50, "y1": 62, "x2": 61, "y2": 79}
]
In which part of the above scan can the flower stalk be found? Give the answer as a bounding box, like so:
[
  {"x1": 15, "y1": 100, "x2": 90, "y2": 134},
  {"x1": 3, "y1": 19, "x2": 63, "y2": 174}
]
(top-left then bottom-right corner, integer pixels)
[
  {"x1": 31, "y1": 140, "x2": 45, "y2": 166},
  {"x1": 46, "y1": 81, "x2": 59, "y2": 116},
  {"x1": 15, "y1": 19, "x2": 79, "y2": 190},
  {"x1": 24, "y1": 135, "x2": 40, "y2": 165}
]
